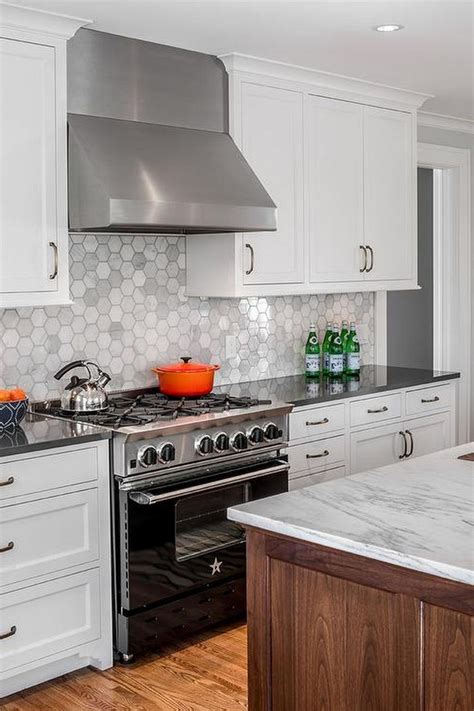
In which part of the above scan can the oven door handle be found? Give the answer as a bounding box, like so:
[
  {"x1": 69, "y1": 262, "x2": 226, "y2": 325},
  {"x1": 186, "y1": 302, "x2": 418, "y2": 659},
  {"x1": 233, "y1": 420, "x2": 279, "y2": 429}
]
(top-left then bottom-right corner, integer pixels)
[{"x1": 128, "y1": 462, "x2": 290, "y2": 505}]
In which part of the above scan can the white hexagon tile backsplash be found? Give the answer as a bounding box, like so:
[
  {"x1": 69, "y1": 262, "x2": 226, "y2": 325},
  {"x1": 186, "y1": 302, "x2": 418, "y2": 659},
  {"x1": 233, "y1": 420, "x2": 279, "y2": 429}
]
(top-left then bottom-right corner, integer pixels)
[{"x1": 0, "y1": 235, "x2": 374, "y2": 401}]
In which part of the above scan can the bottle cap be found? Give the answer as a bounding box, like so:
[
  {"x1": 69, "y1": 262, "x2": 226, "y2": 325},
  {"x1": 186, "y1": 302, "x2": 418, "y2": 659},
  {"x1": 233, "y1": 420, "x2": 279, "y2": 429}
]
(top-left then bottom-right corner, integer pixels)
[{"x1": 309, "y1": 323, "x2": 316, "y2": 330}]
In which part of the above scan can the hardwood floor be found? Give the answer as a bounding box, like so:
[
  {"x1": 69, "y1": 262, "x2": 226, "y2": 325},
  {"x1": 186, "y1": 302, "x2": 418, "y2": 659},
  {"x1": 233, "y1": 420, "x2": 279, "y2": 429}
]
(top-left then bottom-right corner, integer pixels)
[{"x1": 1, "y1": 623, "x2": 248, "y2": 711}]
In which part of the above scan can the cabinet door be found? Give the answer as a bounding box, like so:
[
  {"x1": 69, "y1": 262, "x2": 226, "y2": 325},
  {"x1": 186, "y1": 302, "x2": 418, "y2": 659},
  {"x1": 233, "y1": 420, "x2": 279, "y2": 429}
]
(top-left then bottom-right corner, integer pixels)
[
  {"x1": 403, "y1": 412, "x2": 452, "y2": 460},
  {"x1": 363, "y1": 107, "x2": 415, "y2": 282},
  {"x1": 0, "y1": 38, "x2": 57, "y2": 295},
  {"x1": 240, "y1": 83, "x2": 304, "y2": 284},
  {"x1": 350, "y1": 423, "x2": 404, "y2": 474},
  {"x1": 307, "y1": 96, "x2": 364, "y2": 283}
]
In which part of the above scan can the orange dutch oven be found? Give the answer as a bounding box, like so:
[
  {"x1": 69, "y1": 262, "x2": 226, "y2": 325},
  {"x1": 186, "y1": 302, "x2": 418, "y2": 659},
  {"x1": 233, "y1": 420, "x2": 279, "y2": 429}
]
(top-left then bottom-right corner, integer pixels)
[{"x1": 152, "y1": 357, "x2": 220, "y2": 397}]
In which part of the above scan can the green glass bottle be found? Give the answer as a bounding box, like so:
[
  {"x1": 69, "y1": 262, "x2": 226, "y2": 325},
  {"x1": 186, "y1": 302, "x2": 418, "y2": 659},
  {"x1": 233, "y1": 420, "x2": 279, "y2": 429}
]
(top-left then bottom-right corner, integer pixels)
[
  {"x1": 329, "y1": 326, "x2": 344, "y2": 376},
  {"x1": 344, "y1": 321, "x2": 360, "y2": 374},
  {"x1": 304, "y1": 324, "x2": 320, "y2": 377},
  {"x1": 322, "y1": 322, "x2": 333, "y2": 375},
  {"x1": 340, "y1": 320, "x2": 349, "y2": 370}
]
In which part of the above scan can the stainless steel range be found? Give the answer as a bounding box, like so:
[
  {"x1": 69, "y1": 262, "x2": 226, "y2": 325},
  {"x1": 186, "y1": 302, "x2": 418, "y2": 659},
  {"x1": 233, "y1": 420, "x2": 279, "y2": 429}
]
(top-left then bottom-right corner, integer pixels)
[{"x1": 36, "y1": 387, "x2": 292, "y2": 661}]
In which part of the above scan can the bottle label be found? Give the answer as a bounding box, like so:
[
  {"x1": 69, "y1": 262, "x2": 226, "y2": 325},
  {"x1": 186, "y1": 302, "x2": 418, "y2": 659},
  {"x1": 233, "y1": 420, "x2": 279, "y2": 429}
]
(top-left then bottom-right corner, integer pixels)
[
  {"x1": 323, "y1": 352, "x2": 330, "y2": 370},
  {"x1": 329, "y1": 354, "x2": 344, "y2": 373},
  {"x1": 305, "y1": 354, "x2": 320, "y2": 374},
  {"x1": 308, "y1": 335, "x2": 318, "y2": 346},
  {"x1": 347, "y1": 353, "x2": 360, "y2": 371}
]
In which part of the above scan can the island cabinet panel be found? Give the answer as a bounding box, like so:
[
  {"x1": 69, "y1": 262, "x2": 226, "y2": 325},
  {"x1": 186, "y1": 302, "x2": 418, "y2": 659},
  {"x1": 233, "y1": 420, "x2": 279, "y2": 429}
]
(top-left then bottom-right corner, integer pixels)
[
  {"x1": 424, "y1": 605, "x2": 473, "y2": 711},
  {"x1": 268, "y1": 558, "x2": 420, "y2": 711},
  {"x1": 246, "y1": 529, "x2": 473, "y2": 711}
]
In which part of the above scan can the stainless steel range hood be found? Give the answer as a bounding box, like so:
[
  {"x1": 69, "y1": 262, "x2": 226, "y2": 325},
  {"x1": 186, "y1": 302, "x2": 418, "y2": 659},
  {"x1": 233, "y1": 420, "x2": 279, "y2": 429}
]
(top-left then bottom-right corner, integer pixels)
[
  {"x1": 68, "y1": 113, "x2": 276, "y2": 234},
  {"x1": 67, "y1": 30, "x2": 276, "y2": 235}
]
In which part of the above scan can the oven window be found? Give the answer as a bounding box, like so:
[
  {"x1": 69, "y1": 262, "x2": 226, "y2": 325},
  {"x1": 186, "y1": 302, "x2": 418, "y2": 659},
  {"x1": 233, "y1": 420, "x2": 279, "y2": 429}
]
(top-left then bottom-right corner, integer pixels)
[{"x1": 175, "y1": 482, "x2": 248, "y2": 561}]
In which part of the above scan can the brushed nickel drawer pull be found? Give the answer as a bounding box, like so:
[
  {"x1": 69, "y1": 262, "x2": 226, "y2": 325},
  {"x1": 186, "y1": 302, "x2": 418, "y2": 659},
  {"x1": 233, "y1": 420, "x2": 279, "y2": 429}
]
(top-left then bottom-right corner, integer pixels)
[
  {"x1": 245, "y1": 243, "x2": 255, "y2": 275},
  {"x1": 359, "y1": 245, "x2": 367, "y2": 272},
  {"x1": 421, "y1": 396, "x2": 440, "y2": 403},
  {"x1": 0, "y1": 541, "x2": 14, "y2": 553},
  {"x1": 405, "y1": 429, "x2": 414, "y2": 457},
  {"x1": 305, "y1": 418, "x2": 329, "y2": 426},
  {"x1": 366, "y1": 245, "x2": 374, "y2": 272},
  {"x1": 399, "y1": 431, "x2": 407, "y2": 459},
  {"x1": 0, "y1": 476, "x2": 14, "y2": 487},
  {"x1": 306, "y1": 450, "x2": 329, "y2": 459},
  {"x1": 49, "y1": 241, "x2": 58, "y2": 280},
  {"x1": 0, "y1": 626, "x2": 16, "y2": 640},
  {"x1": 367, "y1": 406, "x2": 388, "y2": 414}
]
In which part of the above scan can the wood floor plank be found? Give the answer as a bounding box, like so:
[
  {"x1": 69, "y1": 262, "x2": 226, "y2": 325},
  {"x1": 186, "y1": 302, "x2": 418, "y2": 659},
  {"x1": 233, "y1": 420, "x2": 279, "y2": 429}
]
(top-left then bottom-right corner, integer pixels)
[{"x1": 1, "y1": 623, "x2": 248, "y2": 711}]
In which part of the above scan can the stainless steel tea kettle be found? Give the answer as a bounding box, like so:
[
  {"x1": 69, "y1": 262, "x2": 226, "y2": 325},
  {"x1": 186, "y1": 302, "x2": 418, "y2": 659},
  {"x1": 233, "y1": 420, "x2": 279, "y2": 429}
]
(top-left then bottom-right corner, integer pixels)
[{"x1": 54, "y1": 360, "x2": 111, "y2": 413}]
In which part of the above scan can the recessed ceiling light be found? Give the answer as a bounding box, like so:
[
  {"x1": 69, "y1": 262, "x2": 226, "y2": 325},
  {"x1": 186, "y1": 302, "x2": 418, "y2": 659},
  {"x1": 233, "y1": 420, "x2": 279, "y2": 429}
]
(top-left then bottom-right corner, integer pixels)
[{"x1": 375, "y1": 24, "x2": 404, "y2": 32}]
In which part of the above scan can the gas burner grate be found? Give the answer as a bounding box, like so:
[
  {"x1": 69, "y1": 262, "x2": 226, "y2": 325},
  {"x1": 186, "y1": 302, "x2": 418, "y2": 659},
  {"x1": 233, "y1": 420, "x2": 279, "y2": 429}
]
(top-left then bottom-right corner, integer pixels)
[{"x1": 45, "y1": 391, "x2": 272, "y2": 429}]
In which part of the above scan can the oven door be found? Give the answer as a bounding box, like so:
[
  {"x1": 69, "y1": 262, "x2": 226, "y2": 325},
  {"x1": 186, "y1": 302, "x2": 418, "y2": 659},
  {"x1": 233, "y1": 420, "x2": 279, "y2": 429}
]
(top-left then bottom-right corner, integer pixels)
[{"x1": 119, "y1": 457, "x2": 288, "y2": 612}]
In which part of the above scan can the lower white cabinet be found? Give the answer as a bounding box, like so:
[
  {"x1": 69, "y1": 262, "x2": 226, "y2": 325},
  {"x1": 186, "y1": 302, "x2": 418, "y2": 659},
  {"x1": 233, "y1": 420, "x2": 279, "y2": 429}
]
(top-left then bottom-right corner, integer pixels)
[
  {"x1": 0, "y1": 440, "x2": 112, "y2": 698},
  {"x1": 287, "y1": 380, "x2": 456, "y2": 483}
]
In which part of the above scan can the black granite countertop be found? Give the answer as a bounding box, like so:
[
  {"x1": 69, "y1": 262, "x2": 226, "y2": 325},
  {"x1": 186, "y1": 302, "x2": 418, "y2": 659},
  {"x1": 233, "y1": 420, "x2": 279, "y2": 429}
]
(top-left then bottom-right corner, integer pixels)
[
  {"x1": 0, "y1": 412, "x2": 111, "y2": 458},
  {"x1": 216, "y1": 366, "x2": 460, "y2": 408}
]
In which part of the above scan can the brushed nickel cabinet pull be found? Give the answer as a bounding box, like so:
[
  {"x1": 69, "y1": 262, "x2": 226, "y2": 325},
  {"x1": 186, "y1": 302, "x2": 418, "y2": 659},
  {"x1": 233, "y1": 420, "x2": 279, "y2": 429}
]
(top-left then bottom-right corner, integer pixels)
[
  {"x1": 0, "y1": 542, "x2": 14, "y2": 553},
  {"x1": 405, "y1": 430, "x2": 414, "y2": 457},
  {"x1": 0, "y1": 476, "x2": 14, "y2": 487},
  {"x1": 0, "y1": 625, "x2": 16, "y2": 640},
  {"x1": 306, "y1": 418, "x2": 329, "y2": 426},
  {"x1": 367, "y1": 406, "x2": 388, "y2": 414},
  {"x1": 49, "y1": 241, "x2": 58, "y2": 280},
  {"x1": 245, "y1": 243, "x2": 255, "y2": 275},
  {"x1": 359, "y1": 245, "x2": 367, "y2": 272},
  {"x1": 399, "y1": 431, "x2": 407, "y2": 459},
  {"x1": 306, "y1": 450, "x2": 329, "y2": 459},
  {"x1": 421, "y1": 396, "x2": 440, "y2": 403},
  {"x1": 366, "y1": 245, "x2": 374, "y2": 272}
]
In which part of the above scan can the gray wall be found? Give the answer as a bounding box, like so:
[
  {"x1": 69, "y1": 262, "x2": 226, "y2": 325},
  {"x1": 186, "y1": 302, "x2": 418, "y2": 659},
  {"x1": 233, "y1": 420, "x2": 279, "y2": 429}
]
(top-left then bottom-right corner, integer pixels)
[
  {"x1": 387, "y1": 168, "x2": 433, "y2": 369},
  {"x1": 417, "y1": 125, "x2": 474, "y2": 438}
]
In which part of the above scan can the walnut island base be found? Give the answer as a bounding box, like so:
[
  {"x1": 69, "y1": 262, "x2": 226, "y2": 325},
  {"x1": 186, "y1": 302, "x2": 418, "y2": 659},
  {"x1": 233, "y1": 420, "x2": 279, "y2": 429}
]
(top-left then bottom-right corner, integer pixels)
[{"x1": 228, "y1": 445, "x2": 474, "y2": 711}]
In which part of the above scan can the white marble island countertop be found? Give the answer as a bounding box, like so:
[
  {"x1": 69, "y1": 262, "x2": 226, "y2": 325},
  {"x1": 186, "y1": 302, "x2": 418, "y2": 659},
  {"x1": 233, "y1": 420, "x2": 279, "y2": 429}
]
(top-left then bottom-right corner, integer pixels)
[{"x1": 228, "y1": 444, "x2": 474, "y2": 585}]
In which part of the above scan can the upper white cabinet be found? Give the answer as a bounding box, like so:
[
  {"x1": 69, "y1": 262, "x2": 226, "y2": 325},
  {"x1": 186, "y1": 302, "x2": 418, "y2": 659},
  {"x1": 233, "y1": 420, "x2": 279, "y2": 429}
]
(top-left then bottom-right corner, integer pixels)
[
  {"x1": 185, "y1": 54, "x2": 428, "y2": 298},
  {"x1": 0, "y1": 5, "x2": 88, "y2": 309},
  {"x1": 240, "y1": 83, "x2": 304, "y2": 285}
]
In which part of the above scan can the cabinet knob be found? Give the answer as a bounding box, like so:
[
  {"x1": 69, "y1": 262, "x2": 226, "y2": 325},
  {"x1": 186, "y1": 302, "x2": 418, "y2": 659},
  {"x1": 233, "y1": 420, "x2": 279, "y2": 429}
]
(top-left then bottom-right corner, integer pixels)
[
  {"x1": 359, "y1": 245, "x2": 368, "y2": 272},
  {"x1": 0, "y1": 476, "x2": 14, "y2": 487},
  {"x1": 399, "y1": 431, "x2": 407, "y2": 459},
  {"x1": 367, "y1": 406, "x2": 388, "y2": 414},
  {"x1": 0, "y1": 625, "x2": 16, "y2": 641},
  {"x1": 366, "y1": 245, "x2": 374, "y2": 272},
  {"x1": 306, "y1": 450, "x2": 329, "y2": 459},
  {"x1": 0, "y1": 541, "x2": 14, "y2": 553}
]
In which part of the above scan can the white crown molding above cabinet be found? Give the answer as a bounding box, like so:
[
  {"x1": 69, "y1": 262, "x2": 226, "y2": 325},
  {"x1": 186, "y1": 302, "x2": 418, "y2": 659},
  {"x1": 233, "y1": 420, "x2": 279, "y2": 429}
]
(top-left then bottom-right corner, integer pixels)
[
  {"x1": 0, "y1": 2, "x2": 90, "y2": 40},
  {"x1": 417, "y1": 111, "x2": 474, "y2": 136},
  {"x1": 186, "y1": 53, "x2": 423, "y2": 298},
  {"x1": 219, "y1": 53, "x2": 431, "y2": 113},
  {"x1": 0, "y1": 4, "x2": 89, "y2": 309}
]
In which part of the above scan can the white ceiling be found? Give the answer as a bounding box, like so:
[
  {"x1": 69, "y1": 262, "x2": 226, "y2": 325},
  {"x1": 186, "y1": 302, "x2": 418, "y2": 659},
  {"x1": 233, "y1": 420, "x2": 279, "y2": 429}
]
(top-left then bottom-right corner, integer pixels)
[{"x1": 6, "y1": 0, "x2": 474, "y2": 119}]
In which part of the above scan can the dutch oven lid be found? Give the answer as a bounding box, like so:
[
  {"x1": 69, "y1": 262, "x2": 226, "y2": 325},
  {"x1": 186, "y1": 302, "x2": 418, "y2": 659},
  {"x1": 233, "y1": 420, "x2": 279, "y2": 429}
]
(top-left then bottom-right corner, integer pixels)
[{"x1": 154, "y1": 357, "x2": 220, "y2": 373}]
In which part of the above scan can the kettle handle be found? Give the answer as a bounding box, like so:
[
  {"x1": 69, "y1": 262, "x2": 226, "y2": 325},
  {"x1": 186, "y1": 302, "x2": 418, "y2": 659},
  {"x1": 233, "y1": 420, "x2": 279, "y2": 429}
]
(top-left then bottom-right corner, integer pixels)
[{"x1": 54, "y1": 360, "x2": 92, "y2": 381}]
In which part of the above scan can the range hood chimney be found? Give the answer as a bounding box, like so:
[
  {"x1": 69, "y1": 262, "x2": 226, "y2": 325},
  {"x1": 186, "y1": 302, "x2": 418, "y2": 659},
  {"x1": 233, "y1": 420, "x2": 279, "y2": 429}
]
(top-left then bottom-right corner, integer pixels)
[{"x1": 67, "y1": 30, "x2": 276, "y2": 235}]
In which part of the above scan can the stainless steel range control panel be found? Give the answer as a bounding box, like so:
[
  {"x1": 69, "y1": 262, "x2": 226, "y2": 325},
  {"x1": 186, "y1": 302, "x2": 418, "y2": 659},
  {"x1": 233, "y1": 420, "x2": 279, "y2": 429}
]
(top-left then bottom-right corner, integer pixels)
[{"x1": 123, "y1": 415, "x2": 287, "y2": 477}]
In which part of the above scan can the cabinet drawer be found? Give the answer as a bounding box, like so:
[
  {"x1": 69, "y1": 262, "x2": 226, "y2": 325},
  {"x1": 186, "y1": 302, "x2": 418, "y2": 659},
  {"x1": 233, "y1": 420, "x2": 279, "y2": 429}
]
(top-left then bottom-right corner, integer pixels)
[
  {"x1": 288, "y1": 435, "x2": 345, "y2": 476},
  {"x1": 289, "y1": 465, "x2": 346, "y2": 491},
  {"x1": 350, "y1": 423, "x2": 403, "y2": 474},
  {"x1": 0, "y1": 446, "x2": 98, "y2": 502},
  {"x1": 350, "y1": 393, "x2": 401, "y2": 427},
  {"x1": 289, "y1": 403, "x2": 345, "y2": 441},
  {"x1": 0, "y1": 489, "x2": 99, "y2": 587},
  {"x1": 405, "y1": 384, "x2": 452, "y2": 416},
  {"x1": 0, "y1": 569, "x2": 100, "y2": 672}
]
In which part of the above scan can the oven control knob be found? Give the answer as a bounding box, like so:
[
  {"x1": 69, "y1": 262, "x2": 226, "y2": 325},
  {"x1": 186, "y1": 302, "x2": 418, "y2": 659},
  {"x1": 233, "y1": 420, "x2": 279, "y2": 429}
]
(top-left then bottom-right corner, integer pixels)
[
  {"x1": 248, "y1": 425, "x2": 265, "y2": 445},
  {"x1": 231, "y1": 432, "x2": 248, "y2": 451},
  {"x1": 157, "y1": 442, "x2": 175, "y2": 464},
  {"x1": 214, "y1": 432, "x2": 230, "y2": 452},
  {"x1": 138, "y1": 445, "x2": 158, "y2": 468},
  {"x1": 196, "y1": 435, "x2": 214, "y2": 456},
  {"x1": 264, "y1": 423, "x2": 283, "y2": 441}
]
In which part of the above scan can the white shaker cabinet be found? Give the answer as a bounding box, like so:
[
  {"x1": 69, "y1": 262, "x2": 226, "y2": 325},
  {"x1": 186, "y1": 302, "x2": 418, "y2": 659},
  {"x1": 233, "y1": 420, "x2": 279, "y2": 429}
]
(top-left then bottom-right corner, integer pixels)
[
  {"x1": 240, "y1": 83, "x2": 304, "y2": 285},
  {"x1": 0, "y1": 5, "x2": 87, "y2": 308},
  {"x1": 185, "y1": 54, "x2": 428, "y2": 298}
]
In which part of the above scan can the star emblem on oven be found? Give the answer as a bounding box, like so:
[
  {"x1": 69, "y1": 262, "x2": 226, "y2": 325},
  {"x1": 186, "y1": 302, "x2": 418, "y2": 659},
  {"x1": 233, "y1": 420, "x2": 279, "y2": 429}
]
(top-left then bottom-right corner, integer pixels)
[{"x1": 209, "y1": 557, "x2": 223, "y2": 575}]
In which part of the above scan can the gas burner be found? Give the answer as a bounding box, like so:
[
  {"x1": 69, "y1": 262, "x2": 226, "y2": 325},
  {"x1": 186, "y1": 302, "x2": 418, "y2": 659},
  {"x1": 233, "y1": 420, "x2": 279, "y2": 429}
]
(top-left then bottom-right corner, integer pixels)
[{"x1": 37, "y1": 389, "x2": 273, "y2": 430}]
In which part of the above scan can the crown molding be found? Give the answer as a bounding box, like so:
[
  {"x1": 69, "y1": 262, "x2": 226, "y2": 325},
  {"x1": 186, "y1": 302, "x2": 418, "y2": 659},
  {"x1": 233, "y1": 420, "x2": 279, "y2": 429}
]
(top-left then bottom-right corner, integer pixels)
[
  {"x1": 220, "y1": 53, "x2": 431, "y2": 111},
  {"x1": 418, "y1": 111, "x2": 474, "y2": 136},
  {"x1": 0, "y1": 2, "x2": 90, "y2": 40}
]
